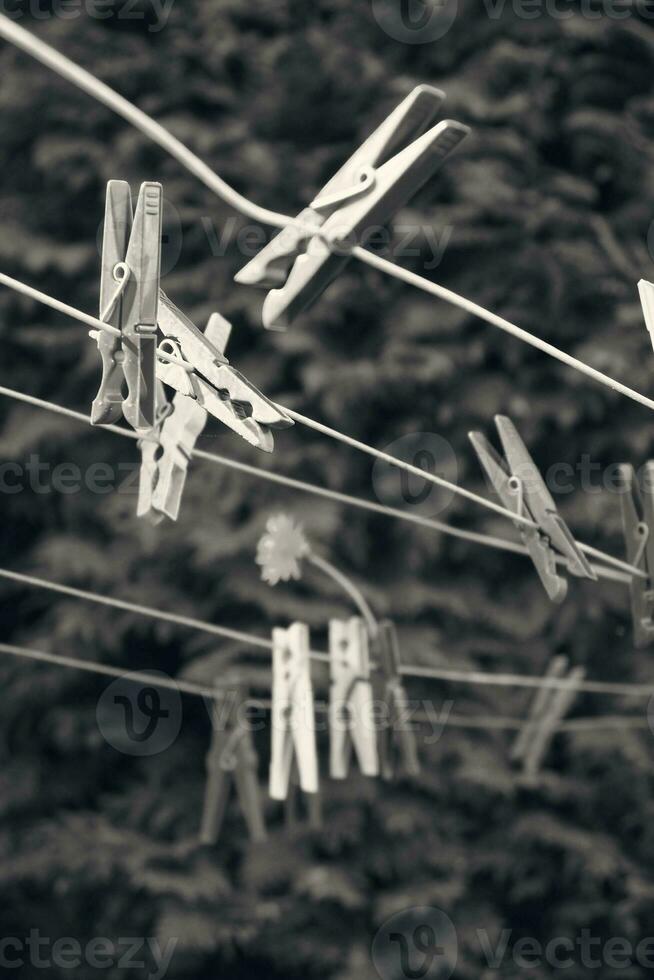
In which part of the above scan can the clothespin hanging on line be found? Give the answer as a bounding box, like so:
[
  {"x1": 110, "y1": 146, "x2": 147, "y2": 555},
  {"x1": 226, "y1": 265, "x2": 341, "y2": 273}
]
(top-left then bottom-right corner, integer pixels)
[
  {"x1": 285, "y1": 760, "x2": 323, "y2": 833},
  {"x1": 91, "y1": 180, "x2": 293, "y2": 444},
  {"x1": 199, "y1": 680, "x2": 266, "y2": 845},
  {"x1": 329, "y1": 617, "x2": 378, "y2": 780},
  {"x1": 469, "y1": 416, "x2": 596, "y2": 603},
  {"x1": 235, "y1": 85, "x2": 469, "y2": 330},
  {"x1": 618, "y1": 461, "x2": 654, "y2": 648},
  {"x1": 269, "y1": 622, "x2": 319, "y2": 801},
  {"x1": 511, "y1": 656, "x2": 585, "y2": 784},
  {"x1": 373, "y1": 620, "x2": 420, "y2": 781}
]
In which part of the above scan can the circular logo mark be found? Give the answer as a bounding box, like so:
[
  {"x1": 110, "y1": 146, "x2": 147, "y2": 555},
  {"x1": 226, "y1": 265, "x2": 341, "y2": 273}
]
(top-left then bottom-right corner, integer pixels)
[
  {"x1": 372, "y1": 432, "x2": 458, "y2": 518},
  {"x1": 372, "y1": 907, "x2": 458, "y2": 980},
  {"x1": 371, "y1": 0, "x2": 459, "y2": 44},
  {"x1": 96, "y1": 671, "x2": 182, "y2": 756}
]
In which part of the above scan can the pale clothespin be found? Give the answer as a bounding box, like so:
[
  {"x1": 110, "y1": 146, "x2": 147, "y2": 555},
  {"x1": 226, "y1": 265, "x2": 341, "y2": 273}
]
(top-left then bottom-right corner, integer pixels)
[
  {"x1": 618, "y1": 462, "x2": 654, "y2": 648},
  {"x1": 235, "y1": 85, "x2": 469, "y2": 330},
  {"x1": 329, "y1": 617, "x2": 378, "y2": 779},
  {"x1": 638, "y1": 279, "x2": 654, "y2": 351},
  {"x1": 269, "y1": 622, "x2": 318, "y2": 800},
  {"x1": 469, "y1": 416, "x2": 596, "y2": 602},
  {"x1": 136, "y1": 380, "x2": 171, "y2": 525},
  {"x1": 199, "y1": 681, "x2": 266, "y2": 845},
  {"x1": 511, "y1": 657, "x2": 585, "y2": 784},
  {"x1": 155, "y1": 294, "x2": 292, "y2": 446},
  {"x1": 92, "y1": 180, "x2": 162, "y2": 430},
  {"x1": 373, "y1": 620, "x2": 420, "y2": 781}
]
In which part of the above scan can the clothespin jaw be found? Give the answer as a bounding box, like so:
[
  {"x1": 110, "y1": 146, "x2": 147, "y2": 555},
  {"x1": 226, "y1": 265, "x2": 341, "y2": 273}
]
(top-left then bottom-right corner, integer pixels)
[
  {"x1": 235, "y1": 86, "x2": 468, "y2": 330},
  {"x1": 285, "y1": 760, "x2": 323, "y2": 833},
  {"x1": 200, "y1": 681, "x2": 266, "y2": 845},
  {"x1": 512, "y1": 658, "x2": 585, "y2": 785},
  {"x1": 269, "y1": 622, "x2": 318, "y2": 801},
  {"x1": 92, "y1": 180, "x2": 163, "y2": 431},
  {"x1": 329, "y1": 617, "x2": 379, "y2": 780},
  {"x1": 469, "y1": 416, "x2": 596, "y2": 603},
  {"x1": 373, "y1": 620, "x2": 420, "y2": 782},
  {"x1": 136, "y1": 380, "x2": 171, "y2": 525},
  {"x1": 156, "y1": 294, "x2": 292, "y2": 448},
  {"x1": 618, "y1": 462, "x2": 654, "y2": 648}
]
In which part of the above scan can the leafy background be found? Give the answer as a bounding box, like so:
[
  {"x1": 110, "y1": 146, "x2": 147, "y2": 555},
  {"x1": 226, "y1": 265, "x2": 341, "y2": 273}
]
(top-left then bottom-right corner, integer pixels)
[{"x1": 0, "y1": 1, "x2": 654, "y2": 978}]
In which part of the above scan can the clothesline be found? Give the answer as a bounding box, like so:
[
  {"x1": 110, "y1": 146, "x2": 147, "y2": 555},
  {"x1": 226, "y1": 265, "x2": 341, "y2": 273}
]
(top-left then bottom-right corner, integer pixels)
[
  {"x1": 1, "y1": 565, "x2": 653, "y2": 699},
  {"x1": 0, "y1": 379, "x2": 638, "y2": 583},
  {"x1": 2, "y1": 15, "x2": 653, "y2": 416}
]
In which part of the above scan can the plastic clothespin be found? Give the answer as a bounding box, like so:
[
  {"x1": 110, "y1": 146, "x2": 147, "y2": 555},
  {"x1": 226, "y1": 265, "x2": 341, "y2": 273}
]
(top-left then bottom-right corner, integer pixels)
[
  {"x1": 618, "y1": 462, "x2": 654, "y2": 648},
  {"x1": 235, "y1": 85, "x2": 469, "y2": 330},
  {"x1": 373, "y1": 620, "x2": 420, "y2": 781},
  {"x1": 469, "y1": 416, "x2": 596, "y2": 602},
  {"x1": 329, "y1": 617, "x2": 378, "y2": 779},
  {"x1": 269, "y1": 622, "x2": 318, "y2": 801},
  {"x1": 91, "y1": 180, "x2": 162, "y2": 431},
  {"x1": 511, "y1": 657, "x2": 585, "y2": 784},
  {"x1": 199, "y1": 680, "x2": 266, "y2": 845},
  {"x1": 155, "y1": 293, "x2": 293, "y2": 446},
  {"x1": 136, "y1": 380, "x2": 171, "y2": 525}
]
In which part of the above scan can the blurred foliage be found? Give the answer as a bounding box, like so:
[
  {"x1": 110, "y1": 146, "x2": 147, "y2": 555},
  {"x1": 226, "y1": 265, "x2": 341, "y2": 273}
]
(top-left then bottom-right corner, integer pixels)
[{"x1": 0, "y1": 1, "x2": 654, "y2": 978}]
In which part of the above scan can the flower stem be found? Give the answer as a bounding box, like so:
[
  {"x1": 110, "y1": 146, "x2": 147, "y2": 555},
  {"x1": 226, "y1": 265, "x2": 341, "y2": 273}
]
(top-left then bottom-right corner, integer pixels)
[{"x1": 307, "y1": 551, "x2": 378, "y2": 636}]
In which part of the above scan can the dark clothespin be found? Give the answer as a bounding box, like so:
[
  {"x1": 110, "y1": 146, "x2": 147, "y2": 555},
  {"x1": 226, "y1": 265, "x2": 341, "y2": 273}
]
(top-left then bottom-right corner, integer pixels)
[
  {"x1": 199, "y1": 681, "x2": 266, "y2": 845},
  {"x1": 373, "y1": 620, "x2": 420, "y2": 781},
  {"x1": 269, "y1": 622, "x2": 319, "y2": 801},
  {"x1": 284, "y1": 760, "x2": 322, "y2": 833},
  {"x1": 92, "y1": 180, "x2": 162, "y2": 430},
  {"x1": 235, "y1": 85, "x2": 469, "y2": 330},
  {"x1": 329, "y1": 617, "x2": 378, "y2": 779},
  {"x1": 469, "y1": 415, "x2": 596, "y2": 602},
  {"x1": 618, "y1": 462, "x2": 654, "y2": 648},
  {"x1": 511, "y1": 657, "x2": 585, "y2": 784}
]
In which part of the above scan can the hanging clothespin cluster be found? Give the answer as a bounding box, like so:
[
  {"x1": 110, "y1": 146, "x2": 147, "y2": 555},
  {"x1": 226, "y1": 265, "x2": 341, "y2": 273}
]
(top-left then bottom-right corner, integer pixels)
[
  {"x1": 617, "y1": 461, "x2": 654, "y2": 648},
  {"x1": 235, "y1": 85, "x2": 469, "y2": 330},
  {"x1": 469, "y1": 415, "x2": 596, "y2": 602},
  {"x1": 329, "y1": 617, "x2": 378, "y2": 780},
  {"x1": 91, "y1": 179, "x2": 293, "y2": 521},
  {"x1": 511, "y1": 656, "x2": 585, "y2": 784},
  {"x1": 200, "y1": 679, "x2": 266, "y2": 845},
  {"x1": 373, "y1": 620, "x2": 420, "y2": 781}
]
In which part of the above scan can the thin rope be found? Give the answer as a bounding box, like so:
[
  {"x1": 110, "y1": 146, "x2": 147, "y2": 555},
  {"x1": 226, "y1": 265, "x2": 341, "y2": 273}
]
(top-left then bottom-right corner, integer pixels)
[
  {"x1": 0, "y1": 381, "x2": 639, "y2": 582},
  {"x1": 2, "y1": 16, "x2": 652, "y2": 416},
  {"x1": 0, "y1": 641, "x2": 647, "y2": 733}
]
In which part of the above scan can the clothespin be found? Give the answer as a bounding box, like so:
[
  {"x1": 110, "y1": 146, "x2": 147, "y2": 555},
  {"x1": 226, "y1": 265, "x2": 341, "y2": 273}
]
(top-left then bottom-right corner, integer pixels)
[
  {"x1": 155, "y1": 294, "x2": 292, "y2": 445},
  {"x1": 618, "y1": 462, "x2": 654, "y2": 648},
  {"x1": 199, "y1": 680, "x2": 266, "y2": 845},
  {"x1": 92, "y1": 180, "x2": 162, "y2": 430},
  {"x1": 136, "y1": 380, "x2": 171, "y2": 525},
  {"x1": 285, "y1": 760, "x2": 323, "y2": 833},
  {"x1": 373, "y1": 620, "x2": 420, "y2": 781},
  {"x1": 638, "y1": 279, "x2": 654, "y2": 351},
  {"x1": 511, "y1": 657, "x2": 585, "y2": 784},
  {"x1": 235, "y1": 85, "x2": 469, "y2": 330},
  {"x1": 469, "y1": 416, "x2": 596, "y2": 602},
  {"x1": 329, "y1": 617, "x2": 378, "y2": 779},
  {"x1": 269, "y1": 622, "x2": 318, "y2": 800}
]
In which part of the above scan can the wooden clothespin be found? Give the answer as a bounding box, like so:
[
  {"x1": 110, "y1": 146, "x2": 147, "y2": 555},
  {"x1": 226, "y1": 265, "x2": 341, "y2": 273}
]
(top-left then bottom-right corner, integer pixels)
[
  {"x1": 235, "y1": 85, "x2": 469, "y2": 330},
  {"x1": 511, "y1": 656, "x2": 585, "y2": 784},
  {"x1": 285, "y1": 760, "x2": 323, "y2": 833},
  {"x1": 199, "y1": 681, "x2": 266, "y2": 845},
  {"x1": 469, "y1": 416, "x2": 596, "y2": 602},
  {"x1": 269, "y1": 622, "x2": 318, "y2": 801},
  {"x1": 329, "y1": 617, "x2": 378, "y2": 779},
  {"x1": 373, "y1": 620, "x2": 420, "y2": 781},
  {"x1": 92, "y1": 180, "x2": 162, "y2": 430},
  {"x1": 156, "y1": 294, "x2": 292, "y2": 446},
  {"x1": 618, "y1": 462, "x2": 654, "y2": 648}
]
